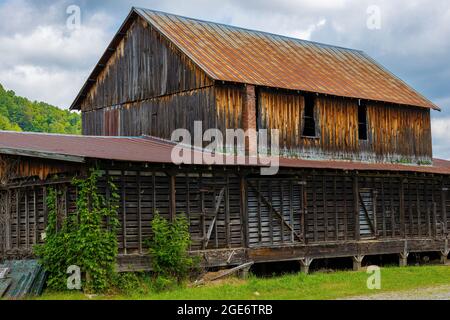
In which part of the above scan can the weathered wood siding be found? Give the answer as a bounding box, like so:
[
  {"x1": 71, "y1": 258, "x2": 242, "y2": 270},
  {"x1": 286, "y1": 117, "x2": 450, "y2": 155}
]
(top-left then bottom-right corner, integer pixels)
[
  {"x1": 258, "y1": 89, "x2": 432, "y2": 163},
  {"x1": 1, "y1": 158, "x2": 449, "y2": 267},
  {"x1": 82, "y1": 87, "x2": 216, "y2": 138},
  {"x1": 80, "y1": 16, "x2": 212, "y2": 112}
]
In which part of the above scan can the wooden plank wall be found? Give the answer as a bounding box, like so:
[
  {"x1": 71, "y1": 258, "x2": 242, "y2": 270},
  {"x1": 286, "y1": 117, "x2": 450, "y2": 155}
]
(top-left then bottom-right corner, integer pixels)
[
  {"x1": 2, "y1": 165, "x2": 448, "y2": 260},
  {"x1": 246, "y1": 171, "x2": 447, "y2": 248},
  {"x1": 0, "y1": 183, "x2": 76, "y2": 254},
  {"x1": 258, "y1": 88, "x2": 432, "y2": 163},
  {"x1": 80, "y1": 17, "x2": 212, "y2": 112},
  {"x1": 82, "y1": 87, "x2": 216, "y2": 138},
  {"x1": 96, "y1": 168, "x2": 244, "y2": 254}
]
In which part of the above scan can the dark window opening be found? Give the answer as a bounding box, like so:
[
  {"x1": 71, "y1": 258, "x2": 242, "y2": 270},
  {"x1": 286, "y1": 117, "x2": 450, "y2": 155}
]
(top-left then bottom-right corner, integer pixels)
[
  {"x1": 302, "y1": 94, "x2": 316, "y2": 137},
  {"x1": 358, "y1": 102, "x2": 368, "y2": 141}
]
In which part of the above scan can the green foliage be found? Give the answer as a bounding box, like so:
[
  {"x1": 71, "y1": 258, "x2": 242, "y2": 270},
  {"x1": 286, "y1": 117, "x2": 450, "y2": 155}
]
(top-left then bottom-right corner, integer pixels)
[
  {"x1": 0, "y1": 83, "x2": 81, "y2": 134},
  {"x1": 148, "y1": 212, "x2": 195, "y2": 287},
  {"x1": 111, "y1": 273, "x2": 143, "y2": 295},
  {"x1": 34, "y1": 169, "x2": 120, "y2": 293}
]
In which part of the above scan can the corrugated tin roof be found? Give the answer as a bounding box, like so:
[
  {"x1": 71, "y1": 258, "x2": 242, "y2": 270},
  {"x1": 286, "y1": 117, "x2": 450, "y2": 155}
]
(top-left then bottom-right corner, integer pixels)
[
  {"x1": 71, "y1": 8, "x2": 439, "y2": 111},
  {"x1": 1, "y1": 131, "x2": 449, "y2": 175},
  {"x1": 136, "y1": 8, "x2": 438, "y2": 110}
]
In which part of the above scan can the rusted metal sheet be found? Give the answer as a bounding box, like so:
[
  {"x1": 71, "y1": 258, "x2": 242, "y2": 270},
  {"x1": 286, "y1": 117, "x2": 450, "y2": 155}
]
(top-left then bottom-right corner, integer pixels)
[
  {"x1": 0, "y1": 131, "x2": 449, "y2": 175},
  {"x1": 134, "y1": 8, "x2": 438, "y2": 110}
]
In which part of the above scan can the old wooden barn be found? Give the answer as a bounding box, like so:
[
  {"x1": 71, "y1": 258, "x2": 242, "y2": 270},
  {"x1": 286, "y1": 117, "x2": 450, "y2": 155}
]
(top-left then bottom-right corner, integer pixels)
[{"x1": 0, "y1": 8, "x2": 448, "y2": 272}]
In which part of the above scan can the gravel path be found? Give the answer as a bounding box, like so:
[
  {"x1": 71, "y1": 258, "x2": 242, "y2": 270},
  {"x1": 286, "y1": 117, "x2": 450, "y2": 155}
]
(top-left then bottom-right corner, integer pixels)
[{"x1": 343, "y1": 285, "x2": 450, "y2": 300}]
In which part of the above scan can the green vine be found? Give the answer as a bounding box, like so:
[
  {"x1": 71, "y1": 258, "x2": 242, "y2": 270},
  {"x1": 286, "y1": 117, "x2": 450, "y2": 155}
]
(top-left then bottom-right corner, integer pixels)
[{"x1": 34, "y1": 169, "x2": 120, "y2": 293}]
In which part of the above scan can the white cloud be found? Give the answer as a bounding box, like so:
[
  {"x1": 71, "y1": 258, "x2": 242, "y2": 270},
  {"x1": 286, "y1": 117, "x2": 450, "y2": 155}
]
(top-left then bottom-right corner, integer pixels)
[
  {"x1": 289, "y1": 19, "x2": 327, "y2": 40},
  {"x1": 0, "y1": 0, "x2": 113, "y2": 107}
]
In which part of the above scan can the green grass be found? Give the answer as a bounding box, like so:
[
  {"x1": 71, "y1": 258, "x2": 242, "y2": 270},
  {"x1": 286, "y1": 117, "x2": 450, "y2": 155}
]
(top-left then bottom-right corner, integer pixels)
[{"x1": 35, "y1": 265, "x2": 450, "y2": 300}]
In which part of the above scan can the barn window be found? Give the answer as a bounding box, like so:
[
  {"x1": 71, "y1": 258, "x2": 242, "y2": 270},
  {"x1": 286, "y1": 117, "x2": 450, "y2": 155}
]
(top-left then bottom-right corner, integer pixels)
[
  {"x1": 358, "y1": 101, "x2": 368, "y2": 141},
  {"x1": 302, "y1": 94, "x2": 316, "y2": 137}
]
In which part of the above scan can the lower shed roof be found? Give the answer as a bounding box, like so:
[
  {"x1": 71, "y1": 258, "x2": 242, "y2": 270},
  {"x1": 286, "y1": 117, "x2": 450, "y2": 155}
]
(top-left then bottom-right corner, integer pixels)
[{"x1": 0, "y1": 131, "x2": 449, "y2": 175}]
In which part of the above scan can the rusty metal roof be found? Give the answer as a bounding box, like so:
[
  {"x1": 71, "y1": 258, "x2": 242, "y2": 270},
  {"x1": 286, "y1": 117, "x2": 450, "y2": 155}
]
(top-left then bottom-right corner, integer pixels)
[
  {"x1": 71, "y1": 8, "x2": 439, "y2": 111},
  {"x1": 137, "y1": 8, "x2": 439, "y2": 110},
  {"x1": 1, "y1": 131, "x2": 449, "y2": 175}
]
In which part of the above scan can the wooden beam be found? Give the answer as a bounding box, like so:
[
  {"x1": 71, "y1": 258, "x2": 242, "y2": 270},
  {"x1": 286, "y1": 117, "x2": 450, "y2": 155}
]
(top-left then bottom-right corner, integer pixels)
[
  {"x1": 240, "y1": 175, "x2": 249, "y2": 248},
  {"x1": 33, "y1": 188, "x2": 38, "y2": 245},
  {"x1": 225, "y1": 174, "x2": 231, "y2": 248},
  {"x1": 16, "y1": 189, "x2": 20, "y2": 249},
  {"x1": 137, "y1": 171, "x2": 142, "y2": 254},
  {"x1": 399, "y1": 179, "x2": 405, "y2": 238},
  {"x1": 25, "y1": 189, "x2": 29, "y2": 249},
  {"x1": 313, "y1": 174, "x2": 318, "y2": 242},
  {"x1": 334, "y1": 176, "x2": 339, "y2": 241},
  {"x1": 6, "y1": 190, "x2": 11, "y2": 250},
  {"x1": 301, "y1": 180, "x2": 307, "y2": 244},
  {"x1": 121, "y1": 171, "x2": 127, "y2": 254},
  {"x1": 354, "y1": 175, "x2": 360, "y2": 241},
  {"x1": 442, "y1": 185, "x2": 448, "y2": 236},
  {"x1": 323, "y1": 176, "x2": 328, "y2": 242},
  {"x1": 169, "y1": 174, "x2": 176, "y2": 222}
]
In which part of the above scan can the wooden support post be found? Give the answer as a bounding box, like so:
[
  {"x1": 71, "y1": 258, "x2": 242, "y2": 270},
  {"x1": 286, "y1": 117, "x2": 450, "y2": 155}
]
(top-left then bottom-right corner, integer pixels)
[
  {"x1": 25, "y1": 190, "x2": 29, "y2": 249},
  {"x1": 442, "y1": 187, "x2": 448, "y2": 236},
  {"x1": 257, "y1": 180, "x2": 262, "y2": 243},
  {"x1": 137, "y1": 171, "x2": 142, "y2": 254},
  {"x1": 399, "y1": 252, "x2": 409, "y2": 267},
  {"x1": 299, "y1": 257, "x2": 314, "y2": 275},
  {"x1": 301, "y1": 181, "x2": 307, "y2": 244},
  {"x1": 280, "y1": 182, "x2": 285, "y2": 243},
  {"x1": 268, "y1": 179, "x2": 274, "y2": 245},
  {"x1": 373, "y1": 190, "x2": 378, "y2": 238},
  {"x1": 313, "y1": 174, "x2": 318, "y2": 242},
  {"x1": 121, "y1": 172, "x2": 127, "y2": 255},
  {"x1": 352, "y1": 255, "x2": 365, "y2": 271},
  {"x1": 242, "y1": 84, "x2": 257, "y2": 155},
  {"x1": 240, "y1": 175, "x2": 249, "y2": 248},
  {"x1": 16, "y1": 189, "x2": 20, "y2": 249},
  {"x1": 400, "y1": 179, "x2": 405, "y2": 238},
  {"x1": 42, "y1": 187, "x2": 47, "y2": 239},
  {"x1": 238, "y1": 264, "x2": 253, "y2": 280},
  {"x1": 169, "y1": 174, "x2": 176, "y2": 223},
  {"x1": 440, "y1": 251, "x2": 449, "y2": 264},
  {"x1": 6, "y1": 190, "x2": 11, "y2": 251},
  {"x1": 354, "y1": 175, "x2": 360, "y2": 241},
  {"x1": 33, "y1": 188, "x2": 38, "y2": 245},
  {"x1": 441, "y1": 239, "x2": 449, "y2": 265},
  {"x1": 323, "y1": 176, "x2": 328, "y2": 242},
  {"x1": 225, "y1": 174, "x2": 231, "y2": 248},
  {"x1": 334, "y1": 176, "x2": 339, "y2": 241}
]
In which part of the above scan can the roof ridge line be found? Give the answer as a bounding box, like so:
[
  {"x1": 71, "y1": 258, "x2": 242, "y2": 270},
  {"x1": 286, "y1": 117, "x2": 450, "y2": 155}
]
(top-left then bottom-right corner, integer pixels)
[{"x1": 134, "y1": 7, "x2": 365, "y2": 53}]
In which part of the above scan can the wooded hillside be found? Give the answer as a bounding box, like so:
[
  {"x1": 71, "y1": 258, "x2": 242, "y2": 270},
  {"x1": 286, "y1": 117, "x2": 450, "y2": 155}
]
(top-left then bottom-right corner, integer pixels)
[{"x1": 0, "y1": 84, "x2": 81, "y2": 134}]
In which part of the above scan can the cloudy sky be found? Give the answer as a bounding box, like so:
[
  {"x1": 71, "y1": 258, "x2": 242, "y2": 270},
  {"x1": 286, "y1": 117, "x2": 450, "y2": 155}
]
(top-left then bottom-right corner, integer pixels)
[{"x1": 0, "y1": 0, "x2": 449, "y2": 158}]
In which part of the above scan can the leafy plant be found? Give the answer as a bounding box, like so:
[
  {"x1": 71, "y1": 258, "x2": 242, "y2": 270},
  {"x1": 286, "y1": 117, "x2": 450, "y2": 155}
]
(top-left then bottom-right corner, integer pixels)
[
  {"x1": 34, "y1": 169, "x2": 120, "y2": 293},
  {"x1": 148, "y1": 212, "x2": 196, "y2": 287}
]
